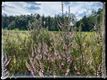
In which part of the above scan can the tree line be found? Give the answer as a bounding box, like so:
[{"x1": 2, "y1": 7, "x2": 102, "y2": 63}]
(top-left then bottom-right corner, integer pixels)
[{"x1": 2, "y1": 8, "x2": 103, "y2": 31}]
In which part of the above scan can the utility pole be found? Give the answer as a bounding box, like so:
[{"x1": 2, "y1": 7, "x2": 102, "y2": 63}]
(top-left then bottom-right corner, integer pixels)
[
  {"x1": 61, "y1": 2, "x2": 64, "y2": 16},
  {"x1": 68, "y1": 6, "x2": 70, "y2": 15}
]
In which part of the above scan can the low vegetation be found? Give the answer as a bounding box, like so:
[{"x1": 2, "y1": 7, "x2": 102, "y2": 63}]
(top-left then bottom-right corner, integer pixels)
[{"x1": 2, "y1": 28, "x2": 102, "y2": 77}]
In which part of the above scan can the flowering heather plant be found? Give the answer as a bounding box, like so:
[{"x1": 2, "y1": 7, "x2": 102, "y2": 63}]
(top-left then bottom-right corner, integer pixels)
[{"x1": 2, "y1": 52, "x2": 11, "y2": 79}]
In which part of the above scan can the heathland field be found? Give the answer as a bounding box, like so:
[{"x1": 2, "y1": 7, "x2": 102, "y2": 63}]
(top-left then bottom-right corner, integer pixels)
[{"x1": 2, "y1": 29, "x2": 102, "y2": 76}]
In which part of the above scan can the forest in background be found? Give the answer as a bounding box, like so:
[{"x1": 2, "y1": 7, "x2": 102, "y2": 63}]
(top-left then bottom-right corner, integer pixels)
[{"x1": 2, "y1": 8, "x2": 103, "y2": 31}]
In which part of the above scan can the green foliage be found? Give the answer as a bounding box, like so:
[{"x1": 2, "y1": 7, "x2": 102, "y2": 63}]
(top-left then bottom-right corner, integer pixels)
[
  {"x1": 75, "y1": 8, "x2": 103, "y2": 31},
  {"x1": 3, "y1": 30, "x2": 30, "y2": 76},
  {"x1": 3, "y1": 29, "x2": 103, "y2": 76}
]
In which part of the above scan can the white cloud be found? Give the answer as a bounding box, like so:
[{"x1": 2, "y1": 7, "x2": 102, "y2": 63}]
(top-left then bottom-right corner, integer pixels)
[
  {"x1": 2, "y1": 2, "x2": 103, "y2": 20},
  {"x1": 2, "y1": 2, "x2": 30, "y2": 16},
  {"x1": 35, "y1": 2, "x2": 61, "y2": 17}
]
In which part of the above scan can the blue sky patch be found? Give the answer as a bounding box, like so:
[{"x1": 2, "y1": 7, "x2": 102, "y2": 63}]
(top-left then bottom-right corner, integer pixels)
[{"x1": 2, "y1": 2, "x2": 103, "y2": 20}]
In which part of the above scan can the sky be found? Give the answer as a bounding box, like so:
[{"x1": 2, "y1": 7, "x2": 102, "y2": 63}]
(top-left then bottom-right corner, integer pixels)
[{"x1": 2, "y1": 2, "x2": 103, "y2": 20}]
